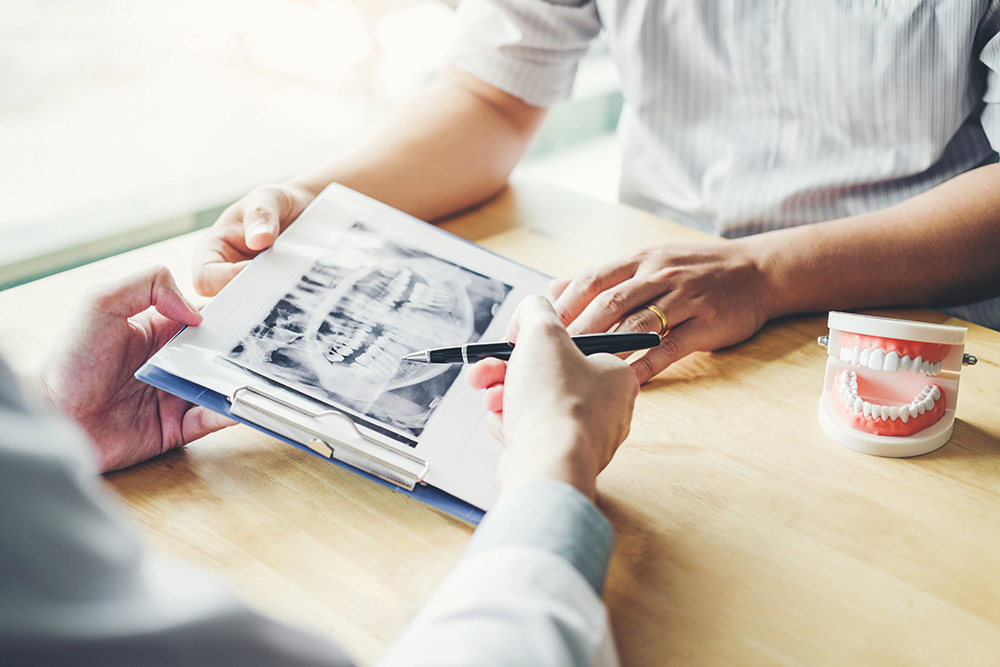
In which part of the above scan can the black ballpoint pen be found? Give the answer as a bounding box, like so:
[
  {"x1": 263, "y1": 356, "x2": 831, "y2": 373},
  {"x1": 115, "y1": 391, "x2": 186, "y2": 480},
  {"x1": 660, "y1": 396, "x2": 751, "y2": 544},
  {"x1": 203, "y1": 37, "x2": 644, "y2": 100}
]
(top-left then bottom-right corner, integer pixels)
[{"x1": 401, "y1": 332, "x2": 661, "y2": 364}]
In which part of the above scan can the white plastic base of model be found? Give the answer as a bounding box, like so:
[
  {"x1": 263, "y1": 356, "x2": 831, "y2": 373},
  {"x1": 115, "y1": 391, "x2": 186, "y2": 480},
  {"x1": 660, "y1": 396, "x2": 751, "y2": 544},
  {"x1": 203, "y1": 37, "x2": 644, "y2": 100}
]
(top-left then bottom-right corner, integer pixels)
[{"x1": 818, "y1": 391, "x2": 955, "y2": 457}]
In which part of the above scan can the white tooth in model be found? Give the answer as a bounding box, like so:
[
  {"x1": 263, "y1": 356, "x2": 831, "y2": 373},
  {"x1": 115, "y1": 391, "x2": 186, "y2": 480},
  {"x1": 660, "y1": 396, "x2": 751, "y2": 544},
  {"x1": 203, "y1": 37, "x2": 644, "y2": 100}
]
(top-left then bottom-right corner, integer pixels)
[{"x1": 883, "y1": 350, "x2": 900, "y2": 372}]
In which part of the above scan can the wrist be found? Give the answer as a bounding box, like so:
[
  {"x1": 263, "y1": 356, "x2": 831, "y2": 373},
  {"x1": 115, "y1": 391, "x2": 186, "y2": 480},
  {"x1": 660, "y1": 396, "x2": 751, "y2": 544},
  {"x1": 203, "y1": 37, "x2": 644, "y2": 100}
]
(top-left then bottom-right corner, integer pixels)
[
  {"x1": 282, "y1": 179, "x2": 322, "y2": 204},
  {"x1": 20, "y1": 367, "x2": 62, "y2": 419},
  {"x1": 502, "y1": 419, "x2": 602, "y2": 501},
  {"x1": 739, "y1": 232, "x2": 792, "y2": 321}
]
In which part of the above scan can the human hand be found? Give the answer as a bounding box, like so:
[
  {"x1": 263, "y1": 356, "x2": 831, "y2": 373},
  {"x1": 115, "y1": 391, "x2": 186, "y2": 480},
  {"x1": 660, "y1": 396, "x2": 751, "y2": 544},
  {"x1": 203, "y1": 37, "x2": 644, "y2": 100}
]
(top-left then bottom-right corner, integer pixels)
[
  {"x1": 29, "y1": 266, "x2": 236, "y2": 472},
  {"x1": 466, "y1": 296, "x2": 638, "y2": 500},
  {"x1": 551, "y1": 241, "x2": 773, "y2": 384},
  {"x1": 192, "y1": 183, "x2": 315, "y2": 296}
]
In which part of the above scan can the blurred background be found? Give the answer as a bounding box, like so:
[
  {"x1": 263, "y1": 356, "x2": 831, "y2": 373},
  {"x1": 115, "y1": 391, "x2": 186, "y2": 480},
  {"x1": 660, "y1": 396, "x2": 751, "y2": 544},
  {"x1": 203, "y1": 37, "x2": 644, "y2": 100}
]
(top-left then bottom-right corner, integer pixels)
[{"x1": 1, "y1": 0, "x2": 622, "y2": 288}]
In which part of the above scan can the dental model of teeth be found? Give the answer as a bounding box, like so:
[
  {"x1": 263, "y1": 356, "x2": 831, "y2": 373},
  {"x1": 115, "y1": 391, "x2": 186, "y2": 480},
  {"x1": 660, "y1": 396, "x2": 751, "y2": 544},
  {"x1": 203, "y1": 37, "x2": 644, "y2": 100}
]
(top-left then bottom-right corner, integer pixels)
[
  {"x1": 837, "y1": 346, "x2": 942, "y2": 375},
  {"x1": 819, "y1": 311, "x2": 967, "y2": 457}
]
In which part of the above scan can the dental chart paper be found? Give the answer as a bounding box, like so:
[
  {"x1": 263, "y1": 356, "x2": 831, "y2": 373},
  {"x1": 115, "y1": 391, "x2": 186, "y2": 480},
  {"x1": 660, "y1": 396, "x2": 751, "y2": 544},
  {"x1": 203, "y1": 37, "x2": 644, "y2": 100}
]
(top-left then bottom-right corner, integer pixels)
[{"x1": 140, "y1": 185, "x2": 551, "y2": 511}]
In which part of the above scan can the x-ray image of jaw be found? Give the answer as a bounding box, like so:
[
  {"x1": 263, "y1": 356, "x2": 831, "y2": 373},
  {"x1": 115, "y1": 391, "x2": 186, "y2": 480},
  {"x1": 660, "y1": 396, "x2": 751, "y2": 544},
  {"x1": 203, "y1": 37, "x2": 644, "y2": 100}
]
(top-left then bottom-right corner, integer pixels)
[{"x1": 227, "y1": 223, "x2": 512, "y2": 439}]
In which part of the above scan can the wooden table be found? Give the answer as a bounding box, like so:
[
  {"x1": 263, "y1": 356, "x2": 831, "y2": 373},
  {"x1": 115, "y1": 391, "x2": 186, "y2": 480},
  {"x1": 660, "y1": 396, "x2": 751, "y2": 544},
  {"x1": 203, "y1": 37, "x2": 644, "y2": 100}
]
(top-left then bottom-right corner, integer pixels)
[{"x1": 3, "y1": 179, "x2": 1000, "y2": 666}]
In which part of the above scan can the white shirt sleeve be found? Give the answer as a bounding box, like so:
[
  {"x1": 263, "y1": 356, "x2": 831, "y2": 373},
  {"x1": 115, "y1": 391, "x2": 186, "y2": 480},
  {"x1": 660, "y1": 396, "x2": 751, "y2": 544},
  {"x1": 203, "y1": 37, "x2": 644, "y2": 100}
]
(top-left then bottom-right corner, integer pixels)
[
  {"x1": 448, "y1": 0, "x2": 602, "y2": 107},
  {"x1": 0, "y1": 359, "x2": 354, "y2": 667},
  {"x1": 377, "y1": 481, "x2": 619, "y2": 667}
]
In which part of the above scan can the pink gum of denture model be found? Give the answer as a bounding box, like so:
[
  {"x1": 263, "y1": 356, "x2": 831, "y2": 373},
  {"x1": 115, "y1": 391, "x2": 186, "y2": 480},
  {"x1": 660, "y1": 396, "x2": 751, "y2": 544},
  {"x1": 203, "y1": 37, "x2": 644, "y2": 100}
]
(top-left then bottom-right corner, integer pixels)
[{"x1": 817, "y1": 312, "x2": 968, "y2": 458}]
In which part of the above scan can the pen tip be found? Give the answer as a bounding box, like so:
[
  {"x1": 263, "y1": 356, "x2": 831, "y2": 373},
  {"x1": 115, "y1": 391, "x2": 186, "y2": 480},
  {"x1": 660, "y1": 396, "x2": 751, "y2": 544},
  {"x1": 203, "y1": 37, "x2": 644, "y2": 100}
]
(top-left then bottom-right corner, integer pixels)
[{"x1": 401, "y1": 352, "x2": 422, "y2": 362}]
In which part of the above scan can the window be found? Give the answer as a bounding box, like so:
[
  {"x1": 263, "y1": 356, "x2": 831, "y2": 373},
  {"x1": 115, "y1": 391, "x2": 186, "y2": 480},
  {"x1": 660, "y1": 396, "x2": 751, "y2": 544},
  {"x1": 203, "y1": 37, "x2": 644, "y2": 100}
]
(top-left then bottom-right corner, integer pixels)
[{"x1": 1, "y1": 0, "x2": 619, "y2": 288}]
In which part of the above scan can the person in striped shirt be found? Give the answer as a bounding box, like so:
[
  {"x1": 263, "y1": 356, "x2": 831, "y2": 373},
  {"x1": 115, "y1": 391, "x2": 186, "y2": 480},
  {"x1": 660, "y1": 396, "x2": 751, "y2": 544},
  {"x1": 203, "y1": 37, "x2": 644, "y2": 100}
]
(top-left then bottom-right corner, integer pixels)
[{"x1": 193, "y1": 1, "x2": 1000, "y2": 383}]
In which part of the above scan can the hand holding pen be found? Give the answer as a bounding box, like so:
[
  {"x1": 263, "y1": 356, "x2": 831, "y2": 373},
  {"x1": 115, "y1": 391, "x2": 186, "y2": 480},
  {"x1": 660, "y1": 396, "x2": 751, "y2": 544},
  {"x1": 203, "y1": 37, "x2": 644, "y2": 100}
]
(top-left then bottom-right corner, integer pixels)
[{"x1": 462, "y1": 296, "x2": 640, "y2": 500}]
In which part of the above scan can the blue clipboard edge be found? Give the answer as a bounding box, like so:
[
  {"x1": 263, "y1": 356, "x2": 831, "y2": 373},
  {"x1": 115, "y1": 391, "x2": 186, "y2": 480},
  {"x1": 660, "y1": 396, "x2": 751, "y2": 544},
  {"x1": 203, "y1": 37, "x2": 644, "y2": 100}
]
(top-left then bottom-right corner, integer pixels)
[{"x1": 135, "y1": 363, "x2": 485, "y2": 525}]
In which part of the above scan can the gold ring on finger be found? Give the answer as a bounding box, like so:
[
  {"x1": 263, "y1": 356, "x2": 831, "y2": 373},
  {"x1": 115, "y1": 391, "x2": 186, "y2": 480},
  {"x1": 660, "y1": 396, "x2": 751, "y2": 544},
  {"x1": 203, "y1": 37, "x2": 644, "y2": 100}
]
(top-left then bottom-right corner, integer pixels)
[{"x1": 644, "y1": 303, "x2": 669, "y2": 338}]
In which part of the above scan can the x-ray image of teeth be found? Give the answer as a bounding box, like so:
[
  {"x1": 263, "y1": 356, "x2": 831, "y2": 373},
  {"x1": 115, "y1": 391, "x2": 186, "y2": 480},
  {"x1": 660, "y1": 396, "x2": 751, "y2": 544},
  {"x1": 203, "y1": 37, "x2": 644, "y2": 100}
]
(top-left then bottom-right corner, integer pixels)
[{"x1": 225, "y1": 222, "x2": 512, "y2": 438}]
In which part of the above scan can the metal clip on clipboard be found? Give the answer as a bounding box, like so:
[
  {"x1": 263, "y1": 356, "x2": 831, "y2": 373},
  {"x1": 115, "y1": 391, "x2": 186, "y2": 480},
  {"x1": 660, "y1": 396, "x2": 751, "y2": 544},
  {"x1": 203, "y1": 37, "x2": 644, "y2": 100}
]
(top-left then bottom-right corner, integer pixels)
[{"x1": 229, "y1": 386, "x2": 430, "y2": 491}]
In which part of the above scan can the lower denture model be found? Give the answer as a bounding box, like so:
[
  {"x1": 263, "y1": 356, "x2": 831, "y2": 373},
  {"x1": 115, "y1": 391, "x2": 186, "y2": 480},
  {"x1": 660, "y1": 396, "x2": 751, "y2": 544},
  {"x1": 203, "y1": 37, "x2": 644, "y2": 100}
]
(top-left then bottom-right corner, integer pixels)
[{"x1": 818, "y1": 312, "x2": 970, "y2": 457}]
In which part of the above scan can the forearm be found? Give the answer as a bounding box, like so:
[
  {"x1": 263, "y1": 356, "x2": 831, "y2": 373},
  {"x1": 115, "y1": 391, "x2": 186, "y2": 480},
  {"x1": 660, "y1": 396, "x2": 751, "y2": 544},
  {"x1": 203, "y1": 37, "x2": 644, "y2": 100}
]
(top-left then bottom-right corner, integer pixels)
[
  {"x1": 289, "y1": 67, "x2": 546, "y2": 221},
  {"x1": 752, "y1": 163, "x2": 1000, "y2": 318}
]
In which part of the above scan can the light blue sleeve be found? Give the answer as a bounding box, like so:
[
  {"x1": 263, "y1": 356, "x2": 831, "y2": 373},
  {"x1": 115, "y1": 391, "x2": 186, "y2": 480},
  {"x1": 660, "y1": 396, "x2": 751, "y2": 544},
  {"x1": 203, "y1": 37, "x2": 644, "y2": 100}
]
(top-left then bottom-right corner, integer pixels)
[
  {"x1": 465, "y1": 480, "x2": 615, "y2": 593},
  {"x1": 0, "y1": 358, "x2": 354, "y2": 667}
]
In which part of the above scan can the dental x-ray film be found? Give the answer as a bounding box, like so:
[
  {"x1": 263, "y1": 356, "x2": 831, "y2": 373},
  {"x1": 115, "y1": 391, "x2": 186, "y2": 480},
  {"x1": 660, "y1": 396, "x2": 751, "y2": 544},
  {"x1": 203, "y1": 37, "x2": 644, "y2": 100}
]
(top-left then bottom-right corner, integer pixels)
[
  {"x1": 225, "y1": 223, "x2": 511, "y2": 440},
  {"x1": 139, "y1": 184, "x2": 550, "y2": 511}
]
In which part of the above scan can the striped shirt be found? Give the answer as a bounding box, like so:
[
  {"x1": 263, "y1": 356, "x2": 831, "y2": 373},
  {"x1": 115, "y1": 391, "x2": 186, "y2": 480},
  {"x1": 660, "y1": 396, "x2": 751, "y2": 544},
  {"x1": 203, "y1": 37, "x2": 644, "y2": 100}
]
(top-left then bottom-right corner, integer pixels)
[{"x1": 449, "y1": 0, "x2": 1000, "y2": 329}]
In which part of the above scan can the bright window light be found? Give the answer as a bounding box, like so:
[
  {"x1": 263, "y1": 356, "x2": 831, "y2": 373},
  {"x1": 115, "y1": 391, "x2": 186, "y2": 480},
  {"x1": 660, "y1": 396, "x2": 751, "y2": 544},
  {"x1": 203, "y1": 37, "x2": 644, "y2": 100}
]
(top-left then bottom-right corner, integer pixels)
[{"x1": 0, "y1": 0, "x2": 457, "y2": 286}]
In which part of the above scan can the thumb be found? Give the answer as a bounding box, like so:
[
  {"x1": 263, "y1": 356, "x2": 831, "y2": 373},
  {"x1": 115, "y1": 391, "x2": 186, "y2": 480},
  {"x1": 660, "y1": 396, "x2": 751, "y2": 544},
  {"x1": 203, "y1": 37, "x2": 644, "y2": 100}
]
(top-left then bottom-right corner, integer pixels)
[
  {"x1": 242, "y1": 195, "x2": 282, "y2": 251},
  {"x1": 181, "y1": 406, "x2": 238, "y2": 444},
  {"x1": 150, "y1": 267, "x2": 204, "y2": 326},
  {"x1": 86, "y1": 266, "x2": 202, "y2": 326},
  {"x1": 193, "y1": 259, "x2": 252, "y2": 298}
]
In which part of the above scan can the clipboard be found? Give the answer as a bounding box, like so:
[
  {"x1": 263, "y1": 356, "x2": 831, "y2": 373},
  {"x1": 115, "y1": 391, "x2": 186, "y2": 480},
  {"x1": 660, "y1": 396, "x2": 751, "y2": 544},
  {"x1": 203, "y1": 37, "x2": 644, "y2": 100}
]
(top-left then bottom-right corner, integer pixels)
[
  {"x1": 134, "y1": 184, "x2": 554, "y2": 525},
  {"x1": 136, "y1": 363, "x2": 487, "y2": 524}
]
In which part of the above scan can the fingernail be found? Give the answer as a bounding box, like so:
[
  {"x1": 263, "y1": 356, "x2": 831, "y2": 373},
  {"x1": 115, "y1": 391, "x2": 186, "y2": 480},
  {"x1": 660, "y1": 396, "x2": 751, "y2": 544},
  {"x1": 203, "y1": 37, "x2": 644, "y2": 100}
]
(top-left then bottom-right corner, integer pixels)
[{"x1": 246, "y1": 224, "x2": 274, "y2": 251}]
